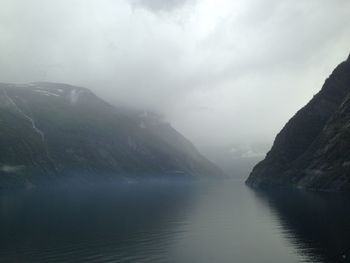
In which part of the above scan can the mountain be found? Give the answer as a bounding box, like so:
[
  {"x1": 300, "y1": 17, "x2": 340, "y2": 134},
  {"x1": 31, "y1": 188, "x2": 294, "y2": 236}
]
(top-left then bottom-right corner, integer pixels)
[
  {"x1": 199, "y1": 144, "x2": 267, "y2": 181},
  {"x1": 0, "y1": 82, "x2": 221, "y2": 188},
  {"x1": 246, "y1": 55, "x2": 350, "y2": 191}
]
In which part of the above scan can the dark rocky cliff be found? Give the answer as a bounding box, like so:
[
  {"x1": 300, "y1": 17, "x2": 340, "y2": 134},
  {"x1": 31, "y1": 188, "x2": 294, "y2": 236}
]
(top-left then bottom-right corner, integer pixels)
[
  {"x1": 0, "y1": 82, "x2": 221, "y2": 188},
  {"x1": 246, "y1": 55, "x2": 350, "y2": 191}
]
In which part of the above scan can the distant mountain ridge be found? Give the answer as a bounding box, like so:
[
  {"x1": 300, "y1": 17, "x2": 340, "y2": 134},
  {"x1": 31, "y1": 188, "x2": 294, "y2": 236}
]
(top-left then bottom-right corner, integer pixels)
[
  {"x1": 246, "y1": 55, "x2": 350, "y2": 191},
  {"x1": 0, "y1": 82, "x2": 221, "y2": 188}
]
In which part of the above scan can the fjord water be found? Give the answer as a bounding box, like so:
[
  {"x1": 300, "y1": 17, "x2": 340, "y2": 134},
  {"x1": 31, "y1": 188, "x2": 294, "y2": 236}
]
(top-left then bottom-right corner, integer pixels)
[{"x1": 0, "y1": 180, "x2": 349, "y2": 263}]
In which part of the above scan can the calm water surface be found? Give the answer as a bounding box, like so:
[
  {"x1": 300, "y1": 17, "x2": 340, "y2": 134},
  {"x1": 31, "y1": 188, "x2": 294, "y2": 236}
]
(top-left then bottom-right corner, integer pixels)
[{"x1": 0, "y1": 180, "x2": 349, "y2": 263}]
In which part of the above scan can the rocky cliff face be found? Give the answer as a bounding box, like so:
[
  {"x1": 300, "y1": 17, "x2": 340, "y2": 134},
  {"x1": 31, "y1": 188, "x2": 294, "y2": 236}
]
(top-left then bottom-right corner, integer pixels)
[
  {"x1": 0, "y1": 82, "x2": 221, "y2": 188},
  {"x1": 246, "y1": 56, "x2": 350, "y2": 191}
]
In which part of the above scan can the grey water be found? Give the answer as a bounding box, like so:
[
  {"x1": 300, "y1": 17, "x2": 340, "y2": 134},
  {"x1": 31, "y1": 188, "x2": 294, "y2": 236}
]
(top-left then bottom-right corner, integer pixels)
[{"x1": 0, "y1": 180, "x2": 349, "y2": 263}]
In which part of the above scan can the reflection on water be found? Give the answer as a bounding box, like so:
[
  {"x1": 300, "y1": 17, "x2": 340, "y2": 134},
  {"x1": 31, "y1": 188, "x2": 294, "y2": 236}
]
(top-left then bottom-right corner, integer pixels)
[
  {"x1": 0, "y1": 183, "x2": 197, "y2": 263},
  {"x1": 0, "y1": 180, "x2": 349, "y2": 262},
  {"x1": 255, "y1": 188, "x2": 350, "y2": 263}
]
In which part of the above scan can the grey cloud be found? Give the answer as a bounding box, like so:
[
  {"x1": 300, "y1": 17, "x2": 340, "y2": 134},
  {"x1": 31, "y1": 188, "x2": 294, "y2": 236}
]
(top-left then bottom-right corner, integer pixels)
[
  {"x1": 129, "y1": 0, "x2": 194, "y2": 12},
  {"x1": 0, "y1": 0, "x2": 349, "y2": 151}
]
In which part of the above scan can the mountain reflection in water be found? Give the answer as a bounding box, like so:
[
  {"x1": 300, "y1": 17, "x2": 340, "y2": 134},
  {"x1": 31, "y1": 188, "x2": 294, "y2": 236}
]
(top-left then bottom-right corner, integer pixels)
[
  {"x1": 255, "y1": 188, "x2": 350, "y2": 263},
  {"x1": 0, "y1": 180, "x2": 349, "y2": 263},
  {"x1": 0, "y1": 182, "x2": 196, "y2": 263}
]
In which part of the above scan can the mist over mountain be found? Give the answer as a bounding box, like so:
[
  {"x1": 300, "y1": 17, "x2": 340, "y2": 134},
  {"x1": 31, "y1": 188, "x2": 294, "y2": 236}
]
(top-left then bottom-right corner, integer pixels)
[
  {"x1": 0, "y1": 82, "x2": 221, "y2": 188},
  {"x1": 1, "y1": 0, "x2": 349, "y2": 153},
  {"x1": 1, "y1": 0, "x2": 350, "y2": 182},
  {"x1": 247, "y1": 55, "x2": 350, "y2": 191},
  {"x1": 199, "y1": 143, "x2": 268, "y2": 180}
]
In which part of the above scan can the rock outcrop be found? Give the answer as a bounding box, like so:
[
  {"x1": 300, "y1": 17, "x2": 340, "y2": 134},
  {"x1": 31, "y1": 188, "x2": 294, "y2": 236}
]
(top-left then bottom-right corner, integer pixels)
[{"x1": 246, "y1": 56, "x2": 350, "y2": 191}]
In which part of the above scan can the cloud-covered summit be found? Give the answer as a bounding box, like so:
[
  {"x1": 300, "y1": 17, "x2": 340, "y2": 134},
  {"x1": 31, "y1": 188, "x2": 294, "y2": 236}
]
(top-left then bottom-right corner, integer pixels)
[{"x1": 0, "y1": 0, "x2": 349, "y2": 150}]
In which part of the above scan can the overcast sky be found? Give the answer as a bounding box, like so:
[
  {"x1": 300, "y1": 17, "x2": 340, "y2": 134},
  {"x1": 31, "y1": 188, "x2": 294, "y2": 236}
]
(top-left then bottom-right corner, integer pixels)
[{"x1": 1, "y1": 0, "x2": 349, "y2": 152}]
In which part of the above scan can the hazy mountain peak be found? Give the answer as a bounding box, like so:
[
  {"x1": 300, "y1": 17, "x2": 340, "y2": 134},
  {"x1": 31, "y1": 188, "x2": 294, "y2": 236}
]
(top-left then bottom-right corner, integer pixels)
[
  {"x1": 0, "y1": 82, "x2": 222, "y2": 188},
  {"x1": 246, "y1": 56, "x2": 350, "y2": 191}
]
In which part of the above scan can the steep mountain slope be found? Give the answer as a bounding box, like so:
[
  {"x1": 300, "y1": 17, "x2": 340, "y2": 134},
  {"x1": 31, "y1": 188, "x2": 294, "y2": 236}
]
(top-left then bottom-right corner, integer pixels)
[
  {"x1": 246, "y1": 55, "x2": 350, "y2": 191},
  {"x1": 0, "y1": 82, "x2": 221, "y2": 188}
]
